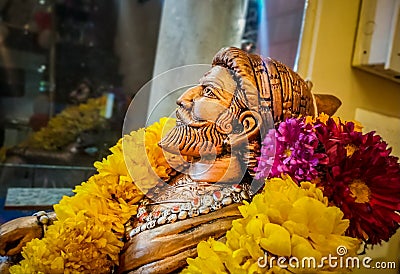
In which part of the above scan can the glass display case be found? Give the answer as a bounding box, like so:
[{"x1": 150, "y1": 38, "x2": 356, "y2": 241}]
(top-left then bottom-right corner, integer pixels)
[{"x1": 0, "y1": 0, "x2": 145, "y2": 222}]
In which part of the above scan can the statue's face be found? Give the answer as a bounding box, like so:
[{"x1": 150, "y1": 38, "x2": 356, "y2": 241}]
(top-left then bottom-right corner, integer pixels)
[
  {"x1": 177, "y1": 66, "x2": 236, "y2": 124},
  {"x1": 159, "y1": 66, "x2": 238, "y2": 158}
]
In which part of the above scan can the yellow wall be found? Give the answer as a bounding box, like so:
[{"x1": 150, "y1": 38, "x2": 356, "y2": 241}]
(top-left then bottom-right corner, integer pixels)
[
  {"x1": 297, "y1": 1, "x2": 400, "y2": 273},
  {"x1": 298, "y1": 0, "x2": 400, "y2": 121}
]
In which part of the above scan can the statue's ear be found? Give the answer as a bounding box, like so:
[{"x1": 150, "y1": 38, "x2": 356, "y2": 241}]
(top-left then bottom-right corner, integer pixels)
[{"x1": 229, "y1": 110, "x2": 262, "y2": 148}]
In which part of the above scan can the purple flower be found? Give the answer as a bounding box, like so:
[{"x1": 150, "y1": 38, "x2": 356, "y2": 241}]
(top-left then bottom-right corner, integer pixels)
[
  {"x1": 255, "y1": 118, "x2": 327, "y2": 183},
  {"x1": 254, "y1": 132, "x2": 276, "y2": 180}
]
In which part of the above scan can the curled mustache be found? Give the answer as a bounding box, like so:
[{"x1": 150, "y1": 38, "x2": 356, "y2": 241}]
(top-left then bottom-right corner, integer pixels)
[
  {"x1": 159, "y1": 122, "x2": 227, "y2": 158},
  {"x1": 175, "y1": 107, "x2": 208, "y2": 128}
]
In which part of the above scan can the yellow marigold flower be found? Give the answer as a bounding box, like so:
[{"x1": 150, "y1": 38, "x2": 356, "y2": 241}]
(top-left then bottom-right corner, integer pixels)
[
  {"x1": 55, "y1": 174, "x2": 137, "y2": 237},
  {"x1": 10, "y1": 118, "x2": 173, "y2": 273},
  {"x1": 183, "y1": 240, "x2": 234, "y2": 274},
  {"x1": 94, "y1": 138, "x2": 135, "y2": 183},
  {"x1": 11, "y1": 194, "x2": 125, "y2": 273},
  {"x1": 123, "y1": 117, "x2": 184, "y2": 193},
  {"x1": 23, "y1": 96, "x2": 107, "y2": 150},
  {"x1": 184, "y1": 176, "x2": 360, "y2": 273}
]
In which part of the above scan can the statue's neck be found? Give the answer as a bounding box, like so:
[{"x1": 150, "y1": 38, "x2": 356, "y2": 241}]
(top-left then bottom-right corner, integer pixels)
[
  {"x1": 188, "y1": 155, "x2": 246, "y2": 183},
  {"x1": 125, "y1": 156, "x2": 252, "y2": 238}
]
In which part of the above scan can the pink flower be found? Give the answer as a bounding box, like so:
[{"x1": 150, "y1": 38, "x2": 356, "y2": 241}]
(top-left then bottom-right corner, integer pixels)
[{"x1": 255, "y1": 118, "x2": 327, "y2": 183}]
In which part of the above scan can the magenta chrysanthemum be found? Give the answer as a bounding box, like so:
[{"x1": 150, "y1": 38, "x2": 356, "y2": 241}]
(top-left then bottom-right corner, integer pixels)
[
  {"x1": 255, "y1": 118, "x2": 327, "y2": 182},
  {"x1": 315, "y1": 118, "x2": 400, "y2": 245}
]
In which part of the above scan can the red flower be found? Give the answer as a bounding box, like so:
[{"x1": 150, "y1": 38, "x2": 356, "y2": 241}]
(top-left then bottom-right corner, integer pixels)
[{"x1": 315, "y1": 118, "x2": 400, "y2": 245}]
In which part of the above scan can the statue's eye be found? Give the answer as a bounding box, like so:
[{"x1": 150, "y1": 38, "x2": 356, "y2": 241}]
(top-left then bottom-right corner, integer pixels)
[{"x1": 203, "y1": 86, "x2": 217, "y2": 99}]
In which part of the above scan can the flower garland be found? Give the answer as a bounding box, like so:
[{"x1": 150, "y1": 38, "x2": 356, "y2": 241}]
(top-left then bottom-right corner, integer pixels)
[
  {"x1": 185, "y1": 113, "x2": 400, "y2": 273},
  {"x1": 183, "y1": 176, "x2": 360, "y2": 273},
  {"x1": 24, "y1": 96, "x2": 107, "y2": 151},
  {"x1": 9, "y1": 117, "x2": 176, "y2": 273},
  {"x1": 250, "y1": 113, "x2": 400, "y2": 245},
  {"x1": 7, "y1": 113, "x2": 400, "y2": 273},
  {"x1": 121, "y1": 117, "x2": 181, "y2": 193}
]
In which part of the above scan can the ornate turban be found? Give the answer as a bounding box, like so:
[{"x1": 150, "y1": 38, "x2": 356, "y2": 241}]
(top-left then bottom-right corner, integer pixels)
[{"x1": 212, "y1": 47, "x2": 316, "y2": 132}]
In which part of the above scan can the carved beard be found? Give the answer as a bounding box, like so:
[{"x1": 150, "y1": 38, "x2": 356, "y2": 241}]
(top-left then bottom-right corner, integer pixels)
[{"x1": 159, "y1": 108, "x2": 228, "y2": 158}]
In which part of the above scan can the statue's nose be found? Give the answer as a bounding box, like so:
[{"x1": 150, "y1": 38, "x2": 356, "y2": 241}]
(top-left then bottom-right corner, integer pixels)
[{"x1": 177, "y1": 86, "x2": 201, "y2": 107}]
